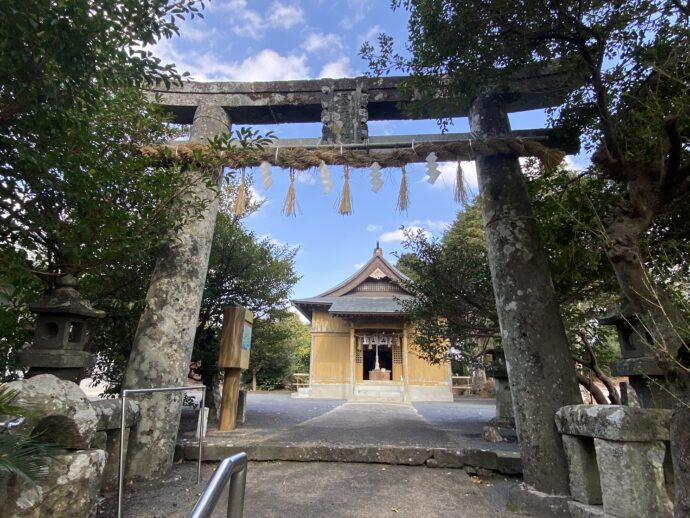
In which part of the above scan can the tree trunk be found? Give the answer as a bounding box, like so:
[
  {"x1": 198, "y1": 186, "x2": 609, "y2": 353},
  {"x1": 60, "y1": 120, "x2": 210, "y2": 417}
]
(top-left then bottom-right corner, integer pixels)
[
  {"x1": 123, "y1": 102, "x2": 230, "y2": 481},
  {"x1": 469, "y1": 98, "x2": 582, "y2": 495},
  {"x1": 252, "y1": 369, "x2": 257, "y2": 392}
]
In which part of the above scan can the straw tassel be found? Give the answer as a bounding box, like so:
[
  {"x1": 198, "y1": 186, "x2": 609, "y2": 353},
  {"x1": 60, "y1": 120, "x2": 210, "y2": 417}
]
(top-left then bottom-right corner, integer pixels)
[
  {"x1": 397, "y1": 164, "x2": 409, "y2": 213},
  {"x1": 281, "y1": 169, "x2": 299, "y2": 217},
  {"x1": 454, "y1": 161, "x2": 468, "y2": 205},
  {"x1": 337, "y1": 165, "x2": 353, "y2": 215},
  {"x1": 232, "y1": 168, "x2": 248, "y2": 216}
]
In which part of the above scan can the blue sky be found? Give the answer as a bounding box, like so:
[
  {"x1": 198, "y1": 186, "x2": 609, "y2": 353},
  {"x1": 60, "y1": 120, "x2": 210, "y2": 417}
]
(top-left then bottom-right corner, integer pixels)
[{"x1": 155, "y1": 0, "x2": 585, "y2": 302}]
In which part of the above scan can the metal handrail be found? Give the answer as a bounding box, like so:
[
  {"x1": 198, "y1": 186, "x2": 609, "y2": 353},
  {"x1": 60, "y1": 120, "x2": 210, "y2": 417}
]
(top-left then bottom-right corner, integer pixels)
[
  {"x1": 118, "y1": 385, "x2": 206, "y2": 518},
  {"x1": 188, "y1": 452, "x2": 248, "y2": 518}
]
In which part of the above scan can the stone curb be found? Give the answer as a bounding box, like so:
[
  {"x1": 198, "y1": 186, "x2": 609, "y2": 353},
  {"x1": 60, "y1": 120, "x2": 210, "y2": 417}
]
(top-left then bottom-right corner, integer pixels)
[{"x1": 175, "y1": 439, "x2": 522, "y2": 476}]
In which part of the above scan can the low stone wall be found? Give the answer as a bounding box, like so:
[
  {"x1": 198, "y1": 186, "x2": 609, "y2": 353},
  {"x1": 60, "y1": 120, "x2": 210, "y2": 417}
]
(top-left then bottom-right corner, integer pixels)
[
  {"x1": 0, "y1": 375, "x2": 141, "y2": 517},
  {"x1": 91, "y1": 398, "x2": 140, "y2": 491},
  {"x1": 555, "y1": 404, "x2": 673, "y2": 518}
]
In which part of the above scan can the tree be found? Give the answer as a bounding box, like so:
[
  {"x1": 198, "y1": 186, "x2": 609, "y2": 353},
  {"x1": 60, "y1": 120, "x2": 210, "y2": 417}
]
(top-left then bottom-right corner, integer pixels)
[
  {"x1": 191, "y1": 199, "x2": 300, "y2": 407},
  {"x1": 398, "y1": 179, "x2": 621, "y2": 403},
  {"x1": 246, "y1": 314, "x2": 310, "y2": 391},
  {"x1": 364, "y1": 3, "x2": 689, "y2": 510},
  {"x1": 0, "y1": 1, "x2": 208, "y2": 379}
]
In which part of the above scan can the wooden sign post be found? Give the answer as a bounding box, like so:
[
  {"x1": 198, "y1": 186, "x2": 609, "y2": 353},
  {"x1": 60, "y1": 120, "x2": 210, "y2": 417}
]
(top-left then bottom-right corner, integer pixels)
[{"x1": 217, "y1": 306, "x2": 253, "y2": 431}]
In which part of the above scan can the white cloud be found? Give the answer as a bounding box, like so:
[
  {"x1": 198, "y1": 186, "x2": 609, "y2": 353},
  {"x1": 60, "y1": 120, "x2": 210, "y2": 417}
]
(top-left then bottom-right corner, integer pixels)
[
  {"x1": 341, "y1": 0, "x2": 371, "y2": 30},
  {"x1": 267, "y1": 1, "x2": 305, "y2": 29},
  {"x1": 366, "y1": 224, "x2": 382, "y2": 232},
  {"x1": 295, "y1": 170, "x2": 316, "y2": 185},
  {"x1": 407, "y1": 219, "x2": 451, "y2": 232},
  {"x1": 353, "y1": 262, "x2": 365, "y2": 269},
  {"x1": 359, "y1": 24, "x2": 382, "y2": 46},
  {"x1": 302, "y1": 32, "x2": 344, "y2": 53},
  {"x1": 210, "y1": 0, "x2": 305, "y2": 39},
  {"x1": 379, "y1": 226, "x2": 431, "y2": 244},
  {"x1": 424, "y1": 161, "x2": 479, "y2": 193},
  {"x1": 153, "y1": 40, "x2": 310, "y2": 81},
  {"x1": 180, "y1": 22, "x2": 215, "y2": 43},
  {"x1": 318, "y1": 57, "x2": 352, "y2": 79},
  {"x1": 564, "y1": 155, "x2": 588, "y2": 171}
]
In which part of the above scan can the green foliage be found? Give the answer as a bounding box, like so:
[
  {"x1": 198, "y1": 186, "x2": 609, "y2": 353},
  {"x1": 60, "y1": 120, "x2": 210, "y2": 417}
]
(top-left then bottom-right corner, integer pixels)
[
  {"x1": 0, "y1": 386, "x2": 57, "y2": 484},
  {"x1": 363, "y1": 1, "x2": 690, "y2": 156},
  {"x1": 398, "y1": 171, "x2": 623, "y2": 368},
  {"x1": 247, "y1": 314, "x2": 310, "y2": 390},
  {"x1": 396, "y1": 206, "x2": 497, "y2": 365},
  {"x1": 191, "y1": 208, "x2": 300, "y2": 389},
  {"x1": 0, "y1": 0, "x2": 211, "y2": 381}
]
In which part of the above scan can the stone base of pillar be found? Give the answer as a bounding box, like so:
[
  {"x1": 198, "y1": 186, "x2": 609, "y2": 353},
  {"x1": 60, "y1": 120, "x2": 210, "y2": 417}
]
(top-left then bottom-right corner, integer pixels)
[{"x1": 508, "y1": 482, "x2": 573, "y2": 518}]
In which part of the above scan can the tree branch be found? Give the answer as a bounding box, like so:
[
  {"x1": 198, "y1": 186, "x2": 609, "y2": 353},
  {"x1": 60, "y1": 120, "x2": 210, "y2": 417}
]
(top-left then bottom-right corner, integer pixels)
[{"x1": 576, "y1": 371, "x2": 609, "y2": 404}]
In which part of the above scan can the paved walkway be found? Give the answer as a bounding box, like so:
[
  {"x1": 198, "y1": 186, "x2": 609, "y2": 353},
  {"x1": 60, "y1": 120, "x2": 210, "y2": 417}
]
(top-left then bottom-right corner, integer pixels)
[
  {"x1": 177, "y1": 393, "x2": 520, "y2": 474},
  {"x1": 101, "y1": 460, "x2": 523, "y2": 518}
]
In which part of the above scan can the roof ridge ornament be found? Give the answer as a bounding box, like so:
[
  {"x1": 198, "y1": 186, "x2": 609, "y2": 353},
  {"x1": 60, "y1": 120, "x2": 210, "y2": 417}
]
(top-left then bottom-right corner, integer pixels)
[{"x1": 374, "y1": 241, "x2": 382, "y2": 256}]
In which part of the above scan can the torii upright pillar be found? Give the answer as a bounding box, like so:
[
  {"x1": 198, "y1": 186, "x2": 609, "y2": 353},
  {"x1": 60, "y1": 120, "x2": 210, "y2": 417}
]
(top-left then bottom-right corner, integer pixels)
[
  {"x1": 469, "y1": 96, "x2": 581, "y2": 497},
  {"x1": 123, "y1": 102, "x2": 230, "y2": 480}
]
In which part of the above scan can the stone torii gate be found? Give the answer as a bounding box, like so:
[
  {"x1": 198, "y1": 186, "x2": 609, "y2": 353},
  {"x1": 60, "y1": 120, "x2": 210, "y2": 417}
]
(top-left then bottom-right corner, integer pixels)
[{"x1": 124, "y1": 72, "x2": 582, "y2": 498}]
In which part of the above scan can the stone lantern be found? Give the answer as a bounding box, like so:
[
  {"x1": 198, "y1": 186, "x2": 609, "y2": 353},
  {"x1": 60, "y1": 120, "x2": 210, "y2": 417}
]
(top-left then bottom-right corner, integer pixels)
[
  {"x1": 598, "y1": 305, "x2": 672, "y2": 409},
  {"x1": 18, "y1": 274, "x2": 105, "y2": 383},
  {"x1": 485, "y1": 348, "x2": 514, "y2": 423}
]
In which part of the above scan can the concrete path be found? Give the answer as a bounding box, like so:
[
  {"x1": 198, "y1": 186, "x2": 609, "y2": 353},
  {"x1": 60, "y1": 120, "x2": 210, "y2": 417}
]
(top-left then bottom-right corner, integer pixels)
[
  {"x1": 100, "y1": 460, "x2": 524, "y2": 518},
  {"x1": 177, "y1": 393, "x2": 520, "y2": 476},
  {"x1": 269, "y1": 401, "x2": 452, "y2": 447}
]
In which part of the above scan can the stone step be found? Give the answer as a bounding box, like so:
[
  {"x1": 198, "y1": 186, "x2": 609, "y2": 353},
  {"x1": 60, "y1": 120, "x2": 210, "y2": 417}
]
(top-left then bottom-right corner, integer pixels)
[
  {"x1": 176, "y1": 439, "x2": 523, "y2": 476},
  {"x1": 351, "y1": 384, "x2": 404, "y2": 402}
]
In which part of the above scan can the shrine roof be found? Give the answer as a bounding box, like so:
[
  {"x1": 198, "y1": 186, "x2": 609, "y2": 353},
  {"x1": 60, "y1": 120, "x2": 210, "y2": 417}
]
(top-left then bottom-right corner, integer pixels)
[{"x1": 292, "y1": 243, "x2": 413, "y2": 321}]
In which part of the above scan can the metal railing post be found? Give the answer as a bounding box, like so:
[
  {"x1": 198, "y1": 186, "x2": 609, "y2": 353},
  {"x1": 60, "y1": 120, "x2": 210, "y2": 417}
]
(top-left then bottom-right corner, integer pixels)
[
  {"x1": 187, "y1": 452, "x2": 248, "y2": 518},
  {"x1": 227, "y1": 459, "x2": 247, "y2": 518},
  {"x1": 117, "y1": 385, "x2": 206, "y2": 518}
]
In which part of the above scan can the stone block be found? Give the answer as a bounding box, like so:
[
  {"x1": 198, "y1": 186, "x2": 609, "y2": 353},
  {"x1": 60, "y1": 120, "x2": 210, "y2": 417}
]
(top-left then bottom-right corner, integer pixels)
[
  {"x1": 507, "y1": 482, "x2": 572, "y2": 518},
  {"x1": 561, "y1": 434, "x2": 602, "y2": 505},
  {"x1": 429, "y1": 449, "x2": 466, "y2": 468},
  {"x1": 463, "y1": 449, "x2": 498, "y2": 471},
  {"x1": 4, "y1": 374, "x2": 98, "y2": 449},
  {"x1": 236, "y1": 389, "x2": 247, "y2": 424},
  {"x1": 496, "y1": 451, "x2": 522, "y2": 475},
  {"x1": 555, "y1": 404, "x2": 671, "y2": 441},
  {"x1": 1, "y1": 449, "x2": 106, "y2": 518},
  {"x1": 594, "y1": 438, "x2": 673, "y2": 518},
  {"x1": 568, "y1": 501, "x2": 615, "y2": 518},
  {"x1": 495, "y1": 377, "x2": 514, "y2": 419},
  {"x1": 101, "y1": 427, "x2": 132, "y2": 491},
  {"x1": 92, "y1": 430, "x2": 107, "y2": 450},
  {"x1": 91, "y1": 398, "x2": 140, "y2": 430}
]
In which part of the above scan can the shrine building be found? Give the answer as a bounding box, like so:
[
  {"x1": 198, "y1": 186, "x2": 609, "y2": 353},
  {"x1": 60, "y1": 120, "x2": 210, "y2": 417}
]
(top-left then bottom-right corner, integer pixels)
[{"x1": 292, "y1": 244, "x2": 452, "y2": 402}]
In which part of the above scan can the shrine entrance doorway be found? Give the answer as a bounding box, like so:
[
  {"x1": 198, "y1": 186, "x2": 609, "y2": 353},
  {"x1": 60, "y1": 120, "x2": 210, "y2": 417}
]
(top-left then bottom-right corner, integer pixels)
[{"x1": 356, "y1": 329, "x2": 403, "y2": 383}]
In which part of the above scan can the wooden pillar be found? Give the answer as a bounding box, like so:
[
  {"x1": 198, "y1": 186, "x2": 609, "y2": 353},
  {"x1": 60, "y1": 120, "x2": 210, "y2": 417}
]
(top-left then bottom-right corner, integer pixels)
[
  {"x1": 469, "y1": 97, "x2": 581, "y2": 495},
  {"x1": 219, "y1": 368, "x2": 241, "y2": 430},
  {"x1": 402, "y1": 323, "x2": 410, "y2": 403},
  {"x1": 349, "y1": 323, "x2": 355, "y2": 396},
  {"x1": 217, "y1": 307, "x2": 253, "y2": 432},
  {"x1": 123, "y1": 102, "x2": 230, "y2": 480}
]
